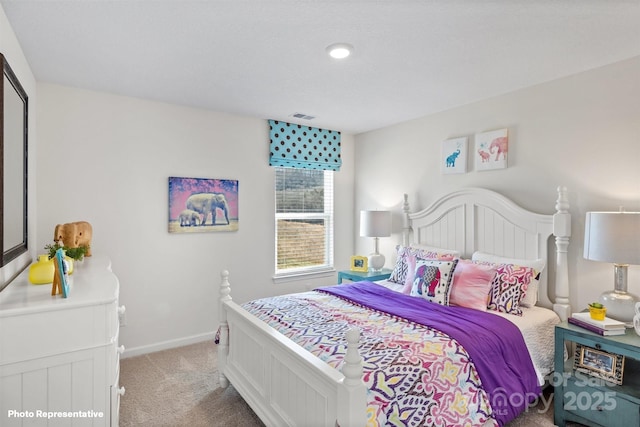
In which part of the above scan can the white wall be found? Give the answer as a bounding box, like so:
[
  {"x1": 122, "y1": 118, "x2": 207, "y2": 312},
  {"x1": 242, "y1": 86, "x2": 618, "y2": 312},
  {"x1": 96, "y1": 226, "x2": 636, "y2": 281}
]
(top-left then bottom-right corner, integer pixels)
[
  {"x1": 0, "y1": 6, "x2": 36, "y2": 287},
  {"x1": 354, "y1": 56, "x2": 640, "y2": 313},
  {"x1": 36, "y1": 84, "x2": 354, "y2": 355}
]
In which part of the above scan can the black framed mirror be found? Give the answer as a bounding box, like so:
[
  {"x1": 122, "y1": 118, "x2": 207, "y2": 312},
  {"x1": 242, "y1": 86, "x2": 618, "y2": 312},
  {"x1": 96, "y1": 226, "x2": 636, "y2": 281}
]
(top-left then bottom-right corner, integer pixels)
[{"x1": 1, "y1": 53, "x2": 28, "y2": 267}]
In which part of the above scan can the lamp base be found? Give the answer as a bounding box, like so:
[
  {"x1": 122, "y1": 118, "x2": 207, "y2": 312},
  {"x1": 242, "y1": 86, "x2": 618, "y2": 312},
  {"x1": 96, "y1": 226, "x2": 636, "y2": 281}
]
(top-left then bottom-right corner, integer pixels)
[
  {"x1": 599, "y1": 290, "x2": 639, "y2": 324},
  {"x1": 368, "y1": 253, "x2": 385, "y2": 272}
]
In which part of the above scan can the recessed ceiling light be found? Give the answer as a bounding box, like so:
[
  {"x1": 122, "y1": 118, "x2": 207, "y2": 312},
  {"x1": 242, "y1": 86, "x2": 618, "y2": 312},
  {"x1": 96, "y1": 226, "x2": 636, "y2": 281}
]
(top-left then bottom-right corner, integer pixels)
[{"x1": 326, "y1": 43, "x2": 353, "y2": 59}]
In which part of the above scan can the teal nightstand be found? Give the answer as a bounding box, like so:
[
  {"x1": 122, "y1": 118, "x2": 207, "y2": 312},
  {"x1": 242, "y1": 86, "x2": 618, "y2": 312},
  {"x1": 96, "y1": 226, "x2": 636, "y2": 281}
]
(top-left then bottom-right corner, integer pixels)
[
  {"x1": 554, "y1": 321, "x2": 640, "y2": 427},
  {"x1": 337, "y1": 268, "x2": 392, "y2": 284}
]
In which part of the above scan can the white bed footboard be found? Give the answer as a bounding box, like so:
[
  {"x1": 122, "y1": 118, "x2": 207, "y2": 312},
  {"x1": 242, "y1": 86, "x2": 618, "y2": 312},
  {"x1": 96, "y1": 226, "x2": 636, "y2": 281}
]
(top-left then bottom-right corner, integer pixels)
[{"x1": 218, "y1": 271, "x2": 367, "y2": 427}]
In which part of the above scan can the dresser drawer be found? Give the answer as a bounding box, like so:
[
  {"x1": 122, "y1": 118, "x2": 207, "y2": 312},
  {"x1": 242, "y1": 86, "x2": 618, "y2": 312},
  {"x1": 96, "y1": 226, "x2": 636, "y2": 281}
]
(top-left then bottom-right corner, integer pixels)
[{"x1": 563, "y1": 380, "x2": 640, "y2": 427}]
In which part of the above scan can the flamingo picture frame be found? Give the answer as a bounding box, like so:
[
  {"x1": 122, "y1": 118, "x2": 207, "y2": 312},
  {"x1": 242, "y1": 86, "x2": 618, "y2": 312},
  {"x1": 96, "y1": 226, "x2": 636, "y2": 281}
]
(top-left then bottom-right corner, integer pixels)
[{"x1": 475, "y1": 128, "x2": 508, "y2": 171}]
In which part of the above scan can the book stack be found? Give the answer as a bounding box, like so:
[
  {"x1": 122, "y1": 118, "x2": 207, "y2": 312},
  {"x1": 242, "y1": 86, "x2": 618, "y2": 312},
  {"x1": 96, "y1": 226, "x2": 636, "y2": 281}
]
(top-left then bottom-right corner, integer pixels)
[{"x1": 568, "y1": 312, "x2": 626, "y2": 336}]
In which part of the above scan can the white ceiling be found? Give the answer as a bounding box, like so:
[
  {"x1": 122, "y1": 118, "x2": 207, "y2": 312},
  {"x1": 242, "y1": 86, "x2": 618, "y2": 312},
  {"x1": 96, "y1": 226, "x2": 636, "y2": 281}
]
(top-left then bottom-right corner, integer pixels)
[{"x1": 2, "y1": 0, "x2": 639, "y2": 134}]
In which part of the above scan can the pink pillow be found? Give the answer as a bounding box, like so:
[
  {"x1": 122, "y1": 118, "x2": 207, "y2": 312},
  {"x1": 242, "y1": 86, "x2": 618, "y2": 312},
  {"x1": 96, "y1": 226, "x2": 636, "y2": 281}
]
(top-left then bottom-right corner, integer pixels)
[{"x1": 449, "y1": 259, "x2": 497, "y2": 311}]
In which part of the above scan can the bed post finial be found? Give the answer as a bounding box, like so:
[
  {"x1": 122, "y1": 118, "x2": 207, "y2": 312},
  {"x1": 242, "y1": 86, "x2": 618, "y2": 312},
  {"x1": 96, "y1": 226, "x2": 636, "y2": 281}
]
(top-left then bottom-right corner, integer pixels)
[
  {"x1": 553, "y1": 187, "x2": 571, "y2": 321},
  {"x1": 555, "y1": 186, "x2": 569, "y2": 213},
  {"x1": 218, "y1": 270, "x2": 232, "y2": 388},
  {"x1": 402, "y1": 193, "x2": 412, "y2": 246},
  {"x1": 337, "y1": 327, "x2": 367, "y2": 427}
]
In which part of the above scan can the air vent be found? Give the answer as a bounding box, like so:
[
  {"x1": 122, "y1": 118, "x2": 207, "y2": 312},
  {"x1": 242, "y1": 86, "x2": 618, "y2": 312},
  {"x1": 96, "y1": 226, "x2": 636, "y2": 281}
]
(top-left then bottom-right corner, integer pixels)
[{"x1": 290, "y1": 113, "x2": 315, "y2": 120}]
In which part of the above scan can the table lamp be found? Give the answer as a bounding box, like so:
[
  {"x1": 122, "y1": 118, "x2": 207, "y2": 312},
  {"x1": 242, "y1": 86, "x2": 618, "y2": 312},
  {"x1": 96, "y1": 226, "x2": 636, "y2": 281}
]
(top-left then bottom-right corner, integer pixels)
[
  {"x1": 584, "y1": 211, "x2": 640, "y2": 323},
  {"x1": 360, "y1": 210, "x2": 391, "y2": 271}
]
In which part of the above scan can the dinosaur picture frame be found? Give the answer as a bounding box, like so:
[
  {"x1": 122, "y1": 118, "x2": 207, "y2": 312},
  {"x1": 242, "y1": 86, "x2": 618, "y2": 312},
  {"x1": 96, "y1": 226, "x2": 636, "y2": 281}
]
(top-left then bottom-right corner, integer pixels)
[
  {"x1": 475, "y1": 128, "x2": 509, "y2": 171},
  {"x1": 442, "y1": 136, "x2": 468, "y2": 174}
]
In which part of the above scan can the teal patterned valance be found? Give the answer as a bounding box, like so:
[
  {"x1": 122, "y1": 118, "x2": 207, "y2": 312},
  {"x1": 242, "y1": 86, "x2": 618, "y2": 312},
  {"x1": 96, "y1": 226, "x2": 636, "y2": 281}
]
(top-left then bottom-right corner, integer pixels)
[{"x1": 269, "y1": 120, "x2": 342, "y2": 171}]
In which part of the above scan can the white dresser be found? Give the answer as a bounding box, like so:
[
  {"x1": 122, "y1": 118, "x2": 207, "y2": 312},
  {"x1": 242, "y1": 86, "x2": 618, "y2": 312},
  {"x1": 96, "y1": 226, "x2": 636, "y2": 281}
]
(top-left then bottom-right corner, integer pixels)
[{"x1": 0, "y1": 256, "x2": 124, "y2": 426}]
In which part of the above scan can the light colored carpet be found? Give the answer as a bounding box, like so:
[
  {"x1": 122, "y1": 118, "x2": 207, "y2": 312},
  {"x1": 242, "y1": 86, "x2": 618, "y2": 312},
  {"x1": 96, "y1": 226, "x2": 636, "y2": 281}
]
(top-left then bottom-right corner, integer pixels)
[
  {"x1": 119, "y1": 341, "x2": 264, "y2": 427},
  {"x1": 119, "y1": 340, "x2": 577, "y2": 426}
]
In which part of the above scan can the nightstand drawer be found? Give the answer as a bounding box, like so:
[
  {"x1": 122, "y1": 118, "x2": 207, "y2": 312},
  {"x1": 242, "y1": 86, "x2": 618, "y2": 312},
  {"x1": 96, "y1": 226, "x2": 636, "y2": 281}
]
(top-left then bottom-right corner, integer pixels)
[
  {"x1": 337, "y1": 268, "x2": 392, "y2": 284},
  {"x1": 563, "y1": 380, "x2": 640, "y2": 427},
  {"x1": 569, "y1": 334, "x2": 628, "y2": 357}
]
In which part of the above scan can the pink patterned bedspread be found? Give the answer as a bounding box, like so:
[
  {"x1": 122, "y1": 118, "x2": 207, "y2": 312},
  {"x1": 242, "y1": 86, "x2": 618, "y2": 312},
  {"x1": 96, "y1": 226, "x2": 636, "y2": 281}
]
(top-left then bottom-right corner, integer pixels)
[{"x1": 243, "y1": 288, "x2": 499, "y2": 426}]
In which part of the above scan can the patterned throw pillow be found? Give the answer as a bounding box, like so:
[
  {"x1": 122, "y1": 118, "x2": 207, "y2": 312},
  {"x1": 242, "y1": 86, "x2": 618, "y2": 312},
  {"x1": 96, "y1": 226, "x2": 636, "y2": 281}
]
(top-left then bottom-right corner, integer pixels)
[
  {"x1": 389, "y1": 245, "x2": 458, "y2": 285},
  {"x1": 484, "y1": 263, "x2": 538, "y2": 316},
  {"x1": 410, "y1": 259, "x2": 459, "y2": 306},
  {"x1": 471, "y1": 252, "x2": 545, "y2": 308}
]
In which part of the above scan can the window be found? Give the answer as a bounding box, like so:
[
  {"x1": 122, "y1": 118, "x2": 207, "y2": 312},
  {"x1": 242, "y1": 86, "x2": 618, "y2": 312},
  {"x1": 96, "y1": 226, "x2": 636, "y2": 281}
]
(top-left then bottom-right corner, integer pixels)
[{"x1": 275, "y1": 167, "x2": 334, "y2": 275}]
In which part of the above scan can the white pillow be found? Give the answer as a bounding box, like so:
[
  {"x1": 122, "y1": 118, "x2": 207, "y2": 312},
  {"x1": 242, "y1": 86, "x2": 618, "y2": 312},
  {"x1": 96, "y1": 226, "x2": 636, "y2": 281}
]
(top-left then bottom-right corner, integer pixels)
[
  {"x1": 471, "y1": 251, "x2": 546, "y2": 307},
  {"x1": 410, "y1": 244, "x2": 461, "y2": 258}
]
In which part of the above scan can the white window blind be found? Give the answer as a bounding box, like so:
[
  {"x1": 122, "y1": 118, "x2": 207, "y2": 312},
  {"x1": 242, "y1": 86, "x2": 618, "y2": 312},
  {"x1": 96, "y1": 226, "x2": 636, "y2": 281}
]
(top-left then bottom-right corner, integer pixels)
[{"x1": 275, "y1": 167, "x2": 334, "y2": 275}]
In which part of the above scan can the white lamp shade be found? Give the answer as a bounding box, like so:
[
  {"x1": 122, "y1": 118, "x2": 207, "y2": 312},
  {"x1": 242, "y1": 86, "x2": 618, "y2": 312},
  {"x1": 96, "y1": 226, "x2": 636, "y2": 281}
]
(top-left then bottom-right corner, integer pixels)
[
  {"x1": 360, "y1": 211, "x2": 391, "y2": 237},
  {"x1": 584, "y1": 212, "x2": 640, "y2": 265}
]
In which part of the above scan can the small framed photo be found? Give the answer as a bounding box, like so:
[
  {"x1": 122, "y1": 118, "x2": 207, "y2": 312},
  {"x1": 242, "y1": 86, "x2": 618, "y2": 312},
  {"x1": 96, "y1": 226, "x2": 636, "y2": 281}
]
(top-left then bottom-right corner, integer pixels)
[
  {"x1": 574, "y1": 344, "x2": 625, "y2": 385},
  {"x1": 54, "y1": 248, "x2": 70, "y2": 298},
  {"x1": 350, "y1": 256, "x2": 368, "y2": 272}
]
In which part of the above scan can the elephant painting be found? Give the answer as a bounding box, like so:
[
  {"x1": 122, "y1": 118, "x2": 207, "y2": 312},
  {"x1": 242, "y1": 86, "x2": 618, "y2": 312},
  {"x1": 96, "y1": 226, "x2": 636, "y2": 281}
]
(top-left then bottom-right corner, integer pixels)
[
  {"x1": 178, "y1": 209, "x2": 201, "y2": 227},
  {"x1": 489, "y1": 136, "x2": 508, "y2": 161},
  {"x1": 186, "y1": 193, "x2": 230, "y2": 225}
]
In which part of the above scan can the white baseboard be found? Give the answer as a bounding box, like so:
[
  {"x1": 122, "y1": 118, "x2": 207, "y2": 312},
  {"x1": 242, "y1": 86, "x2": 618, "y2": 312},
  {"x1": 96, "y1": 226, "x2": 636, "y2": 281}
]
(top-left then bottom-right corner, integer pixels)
[{"x1": 121, "y1": 331, "x2": 216, "y2": 359}]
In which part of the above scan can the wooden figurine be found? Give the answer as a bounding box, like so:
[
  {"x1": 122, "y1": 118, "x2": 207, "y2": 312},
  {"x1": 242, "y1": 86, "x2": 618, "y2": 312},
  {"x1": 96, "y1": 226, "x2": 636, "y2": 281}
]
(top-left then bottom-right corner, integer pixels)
[
  {"x1": 51, "y1": 249, "x2": 69, "y2": 297},
  {"x1": 54, "y1": 221, "x2": 93, "y2": 256}
]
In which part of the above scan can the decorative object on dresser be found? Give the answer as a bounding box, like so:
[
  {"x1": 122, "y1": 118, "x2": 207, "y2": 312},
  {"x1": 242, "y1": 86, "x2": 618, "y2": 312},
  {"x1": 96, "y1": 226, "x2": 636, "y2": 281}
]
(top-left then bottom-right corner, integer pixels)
[
  {"x1": 0, "y1": 256, "x2": 124, "y2": 426},
  {"x1": 28, "y1": 254, "x2": 56, "y2": 284},
  {"x1": 54, "y1": 221, "x2": 93, "y2": 256},
  {"x1": 359, "y1": 210, "x2": 391, "y2": 271},
  {"x1": 555, "y1": 322, "x2": 640, "y2": 427},
  {"x1": 45, "y1": 240, "x2": 87, "y2": 262},
  {"x1": 51, "y1": 248, "x2": 70, "y2": 297},
  {"x1": 583, "y1": 210, "x2": 640, "y2": 323},
  {"x1": 568, "y1": 311, "x2": 626, "y2": 336}
]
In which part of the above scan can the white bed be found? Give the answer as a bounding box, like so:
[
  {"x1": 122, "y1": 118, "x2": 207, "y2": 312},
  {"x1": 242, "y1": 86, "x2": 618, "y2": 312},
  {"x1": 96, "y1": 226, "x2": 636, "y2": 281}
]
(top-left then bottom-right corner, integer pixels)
[{"x1": 217, "y1": 186, "x2": 572, "y2": 427}]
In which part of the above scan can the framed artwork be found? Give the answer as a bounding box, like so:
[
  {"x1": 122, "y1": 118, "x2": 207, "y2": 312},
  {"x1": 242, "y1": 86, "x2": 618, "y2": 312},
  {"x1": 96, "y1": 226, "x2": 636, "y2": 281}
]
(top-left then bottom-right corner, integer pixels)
[
  {"x1": 442, "y1": 137, "x2": 468, "y2": 174},
  {"x1": 168, "y1": 177, "x2": 239, "y2": 233},
  {"x1": 574, "y1": 344, "x2": 625, "y2": 385},
  {"x1": 350, "y1": 255, "x2": 368, "y2": 272},
  {"x1": 475, "y1": 128, "x2": 508, "y2": 171},
  {"x1": 52, "y1": 248, "x2": 70, "y2": 298}
]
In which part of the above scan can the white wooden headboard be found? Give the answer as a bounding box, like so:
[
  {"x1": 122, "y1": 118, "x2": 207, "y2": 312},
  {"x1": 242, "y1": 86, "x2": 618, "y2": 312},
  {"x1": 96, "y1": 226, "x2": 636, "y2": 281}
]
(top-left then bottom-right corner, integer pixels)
[{"x1": 401, "y1": 187, "x2": 571, "y2": 320}]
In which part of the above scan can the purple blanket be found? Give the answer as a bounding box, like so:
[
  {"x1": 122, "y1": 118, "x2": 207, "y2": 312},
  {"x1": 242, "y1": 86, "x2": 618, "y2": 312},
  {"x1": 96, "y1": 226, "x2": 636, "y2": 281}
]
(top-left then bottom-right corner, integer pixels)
[{"x1": 317, "y1": 281, "x2": 540, "y2": 426}]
